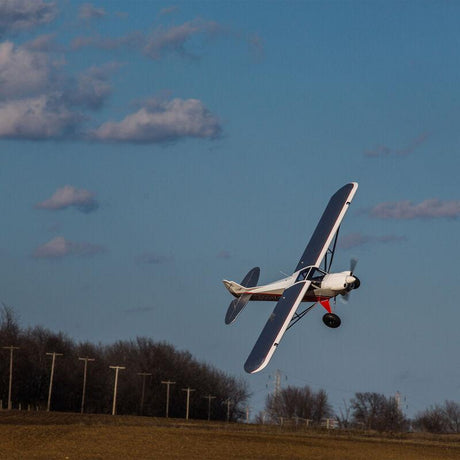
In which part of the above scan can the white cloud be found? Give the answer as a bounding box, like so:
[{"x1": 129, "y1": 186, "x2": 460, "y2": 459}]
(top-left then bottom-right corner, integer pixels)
[
  {"x1": 32, "y1": 236, "x2": 106, "y2": 259},
  {"x1": 143, "y1": 19, "x2": 222, "y2": 59},
  {"x1": 0, "y1": 0, "x2": 57, "y2": 35},
  {"x1": 71, "y1": 19, "x2": 223, "y2": 60},
  {"x1": 0, "y1": 41, "x2": 51, "y2": 100},
  {"x1": 35, "y1": 185, "x2": 98, "y2": 213},
  {"x1": 78, "y1": 3, "x2": 106, "y2": 20},
  {"x1": 339, "y1": 232, "x2": 407, "y2": 250},
  {"x1": 0, "y1": 41, "x2": 116, "y2": 140},
  {"x1": 0, "y1": 94, "x2": 82, "y2": 140},
  {"x1": 67, "y1": 63, "x2": 119, "y2": 110},
  {"x1": 92, "y1": 98, "x2": 221, "y2": 143},
  {"x1": 364, "y1": 132, "x2": 429, "y2": 158},
  {"x1": 369, "y1": 199, "x2": 460, "y2": 220}
]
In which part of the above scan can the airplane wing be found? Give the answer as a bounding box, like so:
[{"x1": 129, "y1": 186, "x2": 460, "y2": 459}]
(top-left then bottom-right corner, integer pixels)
[
  {"x1": 244, "y1": 280, "x2": 311, "y2": 374},
  {"x1": 295, "y1": 182, "x2": 358, "y2": 272},
  {"x1": 244, "y1": 183, "x2": 358, "y2": 374}
]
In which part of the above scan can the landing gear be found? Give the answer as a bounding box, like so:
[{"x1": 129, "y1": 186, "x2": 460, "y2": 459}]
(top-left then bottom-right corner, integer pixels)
[{"x1": 322, "y1": 313, "x2": 341, "y2": 328}]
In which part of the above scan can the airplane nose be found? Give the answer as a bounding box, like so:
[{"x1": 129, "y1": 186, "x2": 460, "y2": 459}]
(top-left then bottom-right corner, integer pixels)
[{"x1": 345, "y1": 275, "x2": 356, "y2": 285}]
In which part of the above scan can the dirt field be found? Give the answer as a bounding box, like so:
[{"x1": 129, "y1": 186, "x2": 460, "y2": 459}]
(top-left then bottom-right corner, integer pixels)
[{"x1": 1, "y1": 411, "x2": 459, "y2": 459}]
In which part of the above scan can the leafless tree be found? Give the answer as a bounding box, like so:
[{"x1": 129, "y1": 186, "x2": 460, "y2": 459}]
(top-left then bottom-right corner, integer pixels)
[
  {"x1": 264, "y1": 385, "x2": 332, "y2": 424},
  {"x1": 350, "y1": 392, "x2": 407, "y2": 432},
  {"x1": 414, "y1": 401, "x2": 460, "y2": 433}
]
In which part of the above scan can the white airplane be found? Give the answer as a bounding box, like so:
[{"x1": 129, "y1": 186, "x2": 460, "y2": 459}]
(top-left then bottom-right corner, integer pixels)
[{"x1": 223, "y1": 182, "x2": 360, "y2": 374}]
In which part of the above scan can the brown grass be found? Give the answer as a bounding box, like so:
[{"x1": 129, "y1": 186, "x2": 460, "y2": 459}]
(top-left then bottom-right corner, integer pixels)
[{"x1": 1, "y1": 411, "x2": 459, "y2": 459}]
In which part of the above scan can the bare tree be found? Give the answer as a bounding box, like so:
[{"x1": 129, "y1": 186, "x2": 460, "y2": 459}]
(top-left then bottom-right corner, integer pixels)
[
  {"x1": 336, "y1": 399, "x2": 352, "y2": 429},
  {"x1": 443, "y1": 400, "x2": 460, "y2": 433},
  {"x1": 350, "y1": 392, "x2": 407, "y2": 432},
  {"x1": 414, "y1": 401, "x2": 460, "y2": 433},
  {"x1": 265, "y1": 385, "x2": 332, "y2": 424}
]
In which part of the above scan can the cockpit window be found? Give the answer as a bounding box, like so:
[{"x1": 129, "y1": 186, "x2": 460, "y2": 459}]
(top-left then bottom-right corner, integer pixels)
[
  {"x1": 309, "y1": 268, "x2": 326, "y2": 282},
  {"x1": 295, "y1": 267, "x2": 311, "y2": 282}
]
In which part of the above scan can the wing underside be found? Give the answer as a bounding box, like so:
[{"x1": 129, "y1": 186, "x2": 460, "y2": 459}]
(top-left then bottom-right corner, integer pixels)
[
  {"x1": 295, "y1": 182, "x2": 358, "y2": 272},
  {"x1": 244, "y1": 280, "x2": 311, "y2": 374}
]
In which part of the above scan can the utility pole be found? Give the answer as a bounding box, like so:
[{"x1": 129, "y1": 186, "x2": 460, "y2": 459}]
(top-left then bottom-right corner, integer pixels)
[
  {"x1": 274, "y1": 369, "x2": 281, "y2": 397},
  {"x1": 182, "y1": 387, "x2": 195, "y2": 420},
  {"x1": 137, "y1": 372, "x2": 152, "y2": 415},
  {"x1": 395, "y1": 391, "x2": 401, "y2": 411},
  {"x1": 109, "y1": 366, "x2": 125, "y2": 415},
  {"x1": 46, "y1": 352, "x2": 63, "y2": 412},
  {"x1": 245, "y1": 405, "x2": 251, "y2": 423},
  {"x1": 78, "y1": 357, "x2": 95, "y2": 414},
  {"x1": 2, "y1": 346, "x2": 19, "y2": 410},
  {"x1": 223, "y1": 398, "x2": 232, "y2": 422},
  {"x1": 161, "y1": 380, "x2": 176, "y2": 418},
  {"x1": 202, "y1": 394, "x2": 216, "y2": 421}
]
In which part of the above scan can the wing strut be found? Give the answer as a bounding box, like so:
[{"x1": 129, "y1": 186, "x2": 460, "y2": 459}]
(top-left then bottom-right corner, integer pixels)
[
  {"x1": 286, "y1": 302, "x2": 318, "y2": 331},
  {"x1": 323, "y1": 226, "x2": 340, "y2": 273}
]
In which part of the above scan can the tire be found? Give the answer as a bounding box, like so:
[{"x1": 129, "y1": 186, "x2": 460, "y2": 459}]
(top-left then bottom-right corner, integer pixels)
[{"x1": 322, "y1": 313, "x2": 341, "y2": 328}]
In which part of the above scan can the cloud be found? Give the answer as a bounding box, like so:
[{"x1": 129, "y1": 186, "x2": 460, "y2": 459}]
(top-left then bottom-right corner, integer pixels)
[
  {"x1": 78, "y1": 3, "x2": 106, "y2": 20},
  {"x1": 32, "y1": 236, "x2": 106, "y2": 259},
  {"x1": 66, "y1": 62, "x2": 119, "y2": 110},
  {"x1": 71, "y1": 32, "x2": 143, "y2": 52},
  {"x1": 35, "y1": 185, "x2": 99, "y2": 213},
  {"x1": 0, "y1": 0, "x2": 57, "y2": 36},
  {"x1": 143, "y1": 19, "x2": 222, "y2": 60},
  {"x1": 364, "y1": 132, "x2": 429, "y2": 158},
  {"x1": 159, "y1": 6, "x2": 179, "y2": 16},
  {"x1": 71, "y1": 19, "x2": 223, "y2": 60},
  {"x1": 0, "y1": 40, "x2": 119, "y2": 140},
  {"x1": 217, "y1": 250, "x2": 231, "y2": 259},
  {"x1": 135, "y1": 252, "x2": 172, "y2": 265},
  {"x1": 339, "y1": 232, "x2": 407, "y2": 250},
  {"x1": 368, "y1": 199, "x2": 460, "y2": 220},
  {"x1": 92, "y1": 98, "x2": 221, "y2": 143},
  {"x1": 23, "y1": 33, "x2": 62, "y2": 53},
  {"x1": 0, "y1": 41, "x2": 51, "y2": 100},
  {"x1": 0, "y1": 94, "x2": 83, "y2": 140}
]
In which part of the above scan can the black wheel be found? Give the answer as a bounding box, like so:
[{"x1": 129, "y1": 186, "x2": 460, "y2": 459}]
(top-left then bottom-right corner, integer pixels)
[{"x1": 322, "y1": 313, "x2": 341, "y2": 328}]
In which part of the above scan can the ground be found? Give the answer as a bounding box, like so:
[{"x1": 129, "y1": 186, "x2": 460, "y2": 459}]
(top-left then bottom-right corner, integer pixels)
[{"x1": 0, "y1": 411, "x2": 459, "y2": 459}]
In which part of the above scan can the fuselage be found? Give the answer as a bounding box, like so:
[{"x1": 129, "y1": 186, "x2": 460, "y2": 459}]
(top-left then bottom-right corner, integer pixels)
[{"x1": 223, "y1": 266, "x2": 359, "y2": 303}]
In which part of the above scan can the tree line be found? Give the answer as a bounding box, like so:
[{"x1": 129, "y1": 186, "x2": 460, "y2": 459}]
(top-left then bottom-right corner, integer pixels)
[
  {"x1": 0, "y1": 307, "x2": 248, "y2": 421},
  {"x1": 2, "y1": 306, "x2": 459, "y2": 432},
  {"x1": 257, "y1": 387, "x2": 459, "y2": 433}
]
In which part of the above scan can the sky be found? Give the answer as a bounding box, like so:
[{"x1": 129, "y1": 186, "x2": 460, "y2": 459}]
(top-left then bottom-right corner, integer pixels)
[{"x1": 1, "y1": 0, "x2": 459, "y2": 419}]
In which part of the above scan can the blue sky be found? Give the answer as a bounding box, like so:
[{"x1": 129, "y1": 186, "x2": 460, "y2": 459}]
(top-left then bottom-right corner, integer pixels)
[{"x1": 1, "y1": 0, "x2": 459, "y2": 418}]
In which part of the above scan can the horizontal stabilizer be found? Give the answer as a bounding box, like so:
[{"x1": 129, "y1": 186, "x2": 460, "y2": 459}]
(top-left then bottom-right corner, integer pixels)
[
  {"x1": 224, "y1": 267, "x2": 260, "y2": 324},
  {"x1": 225, "y1": 294, "x2": 251, "y2": 325}
]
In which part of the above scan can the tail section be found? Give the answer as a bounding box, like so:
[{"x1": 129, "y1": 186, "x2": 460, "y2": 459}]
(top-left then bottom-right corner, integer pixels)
[{"x1": 224, "y1": 267, "x2": 260, "y2": 325}]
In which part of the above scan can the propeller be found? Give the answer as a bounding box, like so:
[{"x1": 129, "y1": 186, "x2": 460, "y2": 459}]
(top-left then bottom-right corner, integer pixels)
[
  {"x1": 350, "y1": 257, "x2": 358, "y2": 274},
  {"x1": 341, "y1": 258, "x2": 360, "y2": 303}
]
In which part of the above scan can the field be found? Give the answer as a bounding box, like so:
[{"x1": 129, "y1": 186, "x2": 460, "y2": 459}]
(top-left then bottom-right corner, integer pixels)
[{"x1": 1, "y1": 411, "x2": 459, "y2": 459}]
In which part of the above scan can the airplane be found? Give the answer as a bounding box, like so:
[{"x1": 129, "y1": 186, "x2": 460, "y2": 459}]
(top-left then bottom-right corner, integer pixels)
[{"x1": 223, "y1": 182, "x2": 360, "y2": 374}]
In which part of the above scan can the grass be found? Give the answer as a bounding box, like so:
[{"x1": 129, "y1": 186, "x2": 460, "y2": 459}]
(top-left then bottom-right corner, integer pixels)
[{"x1": 1, "y1": 411, "x2": 459, "y2": 459}]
